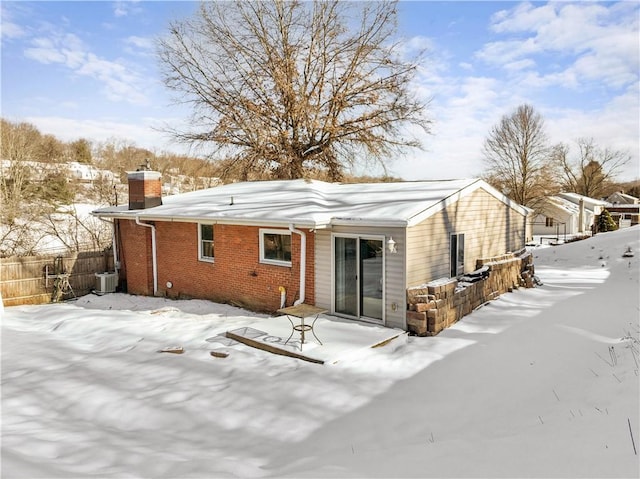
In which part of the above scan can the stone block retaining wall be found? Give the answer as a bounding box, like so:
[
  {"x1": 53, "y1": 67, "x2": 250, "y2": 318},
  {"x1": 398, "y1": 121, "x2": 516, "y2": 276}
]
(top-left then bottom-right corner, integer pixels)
[{"x1": 406, "y1": 250, "x2": 535, "y2": 336}]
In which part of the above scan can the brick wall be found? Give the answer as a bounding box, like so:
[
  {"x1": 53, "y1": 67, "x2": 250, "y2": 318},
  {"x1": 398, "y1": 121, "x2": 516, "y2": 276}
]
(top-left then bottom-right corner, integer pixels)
[
  {"x1": 406, "y1": 250, "x2": 535, "y2": 336},
  {"x1": 118, "y1": 220, "x2": 315, "y2": 312},
  {"x1": 117, "y1": 219, "x2": 153, "y2": 295},
  {"x1": 128, "y1": 171, "x2": 162, "y2": 209}
]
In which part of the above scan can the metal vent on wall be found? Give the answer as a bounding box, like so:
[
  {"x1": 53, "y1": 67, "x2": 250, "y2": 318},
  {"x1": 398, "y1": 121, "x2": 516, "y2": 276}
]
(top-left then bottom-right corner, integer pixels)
[{"x1": 95, "y1": 272, "x2": 118, "y2": 294}]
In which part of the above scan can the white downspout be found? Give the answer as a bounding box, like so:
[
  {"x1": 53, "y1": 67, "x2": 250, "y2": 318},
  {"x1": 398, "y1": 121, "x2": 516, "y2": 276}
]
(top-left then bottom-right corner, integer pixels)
[
  {"x1": 98, "y1": 217, "x2": 119, "y2": 274},
  {"x1": 136, "y1": 217, "x2": 158, "y2": 295},
  {"x1": 289, "y1": 224, "x2": 306, "y2": 305}
]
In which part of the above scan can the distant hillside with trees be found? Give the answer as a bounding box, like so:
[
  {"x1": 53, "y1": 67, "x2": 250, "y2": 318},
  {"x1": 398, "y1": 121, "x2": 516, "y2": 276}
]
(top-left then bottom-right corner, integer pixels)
[
  {"x1": 0, "y1": 118, "x2": 221, "y2": 256},
  {"x1": 0, "y1": 118, "x2": 400, "y2": 256}
]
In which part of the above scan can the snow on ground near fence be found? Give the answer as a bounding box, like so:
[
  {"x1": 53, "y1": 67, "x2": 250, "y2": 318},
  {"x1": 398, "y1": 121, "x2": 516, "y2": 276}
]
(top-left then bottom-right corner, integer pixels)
[{"x1": 1, "y1": 226, "x2": 639, "y2": 478}]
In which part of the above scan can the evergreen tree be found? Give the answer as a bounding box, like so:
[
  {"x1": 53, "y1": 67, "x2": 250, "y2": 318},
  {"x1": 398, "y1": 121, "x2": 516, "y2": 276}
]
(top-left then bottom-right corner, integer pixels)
[{"x1": 597, "y1": 209, "x2": 617, "y2": 232}]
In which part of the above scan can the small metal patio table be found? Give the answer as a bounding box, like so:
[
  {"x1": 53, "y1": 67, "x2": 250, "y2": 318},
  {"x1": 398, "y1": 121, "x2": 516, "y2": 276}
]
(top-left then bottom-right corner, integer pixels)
[{"x1": 277, "y1": 304, "x2": 327, "y2": 350}]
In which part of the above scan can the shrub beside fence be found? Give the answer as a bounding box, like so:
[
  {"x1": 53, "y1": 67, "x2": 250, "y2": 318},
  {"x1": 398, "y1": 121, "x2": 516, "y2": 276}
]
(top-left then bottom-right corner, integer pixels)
[{"x1": 0, "y1": 251, "x2": 114, "y2": 307}]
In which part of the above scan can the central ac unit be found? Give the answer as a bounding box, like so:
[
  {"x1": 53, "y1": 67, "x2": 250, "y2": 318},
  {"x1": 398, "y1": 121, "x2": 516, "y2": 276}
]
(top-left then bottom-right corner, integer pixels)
[{"x1": 95, "y1": 272, "x2": 118, "y2": 294}]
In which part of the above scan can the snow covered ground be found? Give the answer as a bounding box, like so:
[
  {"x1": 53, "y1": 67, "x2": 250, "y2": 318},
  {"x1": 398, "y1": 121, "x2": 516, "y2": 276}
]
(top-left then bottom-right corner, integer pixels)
[{"x1": 2, "y1": 226, "x2": 639, "y2": 478}]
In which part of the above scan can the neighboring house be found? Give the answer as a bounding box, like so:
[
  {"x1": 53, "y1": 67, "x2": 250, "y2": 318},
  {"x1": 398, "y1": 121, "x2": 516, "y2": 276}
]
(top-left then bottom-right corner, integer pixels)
[
  {"x1": 92, "y1": 171, "x2": 530, "y2": 331},
  {"x1": 606, "y1": 205, "x2": 640, "y2": 228},
  {"x1": 67, "y1": 162, "x2": 116, "y2": 183},
  {"x1": 531, "y1": 196, "x2": 581, "y2": 237},
  {"x1": 605, "y1": 192, "x2": 640, "y2": 228},
  {"x1": 532, "y1": 193, "x2": 608, "y2": 237},
  {"x1": 556, "y1": 192, "x2": 608, "y2": 216},
  {"x1": 0, "y1": 160, "x2": 116, "y2": 184},
  {"x1": 0, "y1": 159, "x2": 65, "y2": 181},
  {"x1": 606, "y1": 192, "x2": 639, "y2": 205}
]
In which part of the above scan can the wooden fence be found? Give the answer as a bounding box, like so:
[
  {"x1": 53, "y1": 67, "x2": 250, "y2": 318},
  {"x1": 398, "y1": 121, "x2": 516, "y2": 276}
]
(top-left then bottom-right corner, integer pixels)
[{"x1": 0, "y1": 251, "x2": 114, "y2": 306}]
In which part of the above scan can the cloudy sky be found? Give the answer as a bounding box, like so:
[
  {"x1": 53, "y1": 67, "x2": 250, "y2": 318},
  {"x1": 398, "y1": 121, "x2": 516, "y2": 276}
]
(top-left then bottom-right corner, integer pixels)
[{"x1": 2, "y1": 1, "x2": 639, "y2": 181}]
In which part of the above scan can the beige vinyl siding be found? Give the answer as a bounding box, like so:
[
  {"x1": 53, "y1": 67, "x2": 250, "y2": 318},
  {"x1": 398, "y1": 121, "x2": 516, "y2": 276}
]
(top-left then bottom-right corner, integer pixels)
[
  {"x1": 314, "y1": 229, "x2": 332, "y2": 311},
  {"x1": 406, "y1": 188, "x2": 526, "y2": 287},
  {"x1": 314, "y1": 226, "x2": 406, "y2": 330}
]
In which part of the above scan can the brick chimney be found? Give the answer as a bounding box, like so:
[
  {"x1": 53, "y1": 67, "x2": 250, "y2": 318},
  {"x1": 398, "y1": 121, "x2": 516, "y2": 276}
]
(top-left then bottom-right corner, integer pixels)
[{"x1": 128, "y1": 164, "x2": 162, "y2": 210}]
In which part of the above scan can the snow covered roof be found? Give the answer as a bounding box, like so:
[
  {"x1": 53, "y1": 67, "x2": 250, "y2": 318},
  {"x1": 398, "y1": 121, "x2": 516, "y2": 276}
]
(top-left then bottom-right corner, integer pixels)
[
  {"x1": 544, "y1": 196, "x2": 582, "y2": 216},
  {"x1": 556, "y1": 192, "x2": 609, "y2": 207},
  {"x1": 606, "y1": 192, "x2": 639, "y2": 205},
  {"x1": 92, "y1": 178, "x2": 529, "y2": 228}
]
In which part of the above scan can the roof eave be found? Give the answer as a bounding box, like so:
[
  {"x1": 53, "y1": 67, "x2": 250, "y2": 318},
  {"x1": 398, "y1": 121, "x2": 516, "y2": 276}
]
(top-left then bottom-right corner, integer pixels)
[
  {"x1": 92, "y1": 209, "x2": 406, "y2": 229},
  {"x1": 91, "y1": 209, "x2": 318, "y2": 229}
]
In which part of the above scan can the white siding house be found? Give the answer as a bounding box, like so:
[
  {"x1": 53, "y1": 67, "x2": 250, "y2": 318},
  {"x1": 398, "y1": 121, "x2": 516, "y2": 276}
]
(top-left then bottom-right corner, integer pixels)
[{"x1": 532, "y1": 193, "x2": 609, "y2": 237}]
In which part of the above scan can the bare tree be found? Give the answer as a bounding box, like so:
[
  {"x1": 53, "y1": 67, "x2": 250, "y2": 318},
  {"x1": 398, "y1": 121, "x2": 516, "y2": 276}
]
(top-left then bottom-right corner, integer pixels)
[
  {"x1": 0, "y1": 119, "x2": 41, "y2": 162},
  {"x1": 0, "y1": 217, "x2": 50, "y2": 257},
  {"x1": 34, "y1": 134, "x2": 65, "y2": 163},
  {"x1": 1, "y1": 120, "x2": 41, "y2": 225},
  {"x1": 66, "y1": 138, "x2": 93, "y2": 164},
  {"x1": 86, "y1": 173, "x2": 118, "y2": 206},
  {"x1": 38, "y1": 206, "x2": 112, "y2": 253},
  {"x1": 157, "y1": 0, "x2": 430, "y2": 181},
  {"x1": 482, "y1": 104, "x2": 557, "y2": 209},
  {"x1": 551, "y1": 138, "x2": 630, "y2": 198}
]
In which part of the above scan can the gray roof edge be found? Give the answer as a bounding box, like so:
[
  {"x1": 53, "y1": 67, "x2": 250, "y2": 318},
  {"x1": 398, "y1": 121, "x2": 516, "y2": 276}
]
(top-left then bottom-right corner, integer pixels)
[
  {"x1": 92, "y1": 211, "x2": 318, "y2": 229},
  {"x1": 92, "y1": 209, "x2": 406, "y2": 229}
]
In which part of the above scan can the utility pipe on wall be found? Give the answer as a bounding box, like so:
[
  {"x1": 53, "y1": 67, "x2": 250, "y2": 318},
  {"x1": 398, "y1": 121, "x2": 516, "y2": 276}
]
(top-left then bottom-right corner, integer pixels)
[
  {"x1": 98, "y1": 217, "x2": 119, "y2": 274},
  {"x1": 135, "y1": 217, "x2": 158, "y2": 295},
  {"x1": 98, "y1": 217, "x2": 118, "y2": 269},
  {"x1": 288, "y1": 224, "x2": 306, "y2": 305}
]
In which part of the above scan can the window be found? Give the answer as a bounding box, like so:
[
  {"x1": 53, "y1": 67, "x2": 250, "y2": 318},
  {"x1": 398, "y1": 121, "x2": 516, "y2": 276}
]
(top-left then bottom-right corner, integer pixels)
[
  {"x1": 450, "y1": 233, "x2": 465, "y2": 277},
  {"x1": 545, "y1": 217, "x2": 554, "y2": 227},
  {"x1": 199, "y1": 224, "x2": 214, "y2": 262},
  {"x1": 260, "y1": 229, "x2": 291, "y2": 266}
]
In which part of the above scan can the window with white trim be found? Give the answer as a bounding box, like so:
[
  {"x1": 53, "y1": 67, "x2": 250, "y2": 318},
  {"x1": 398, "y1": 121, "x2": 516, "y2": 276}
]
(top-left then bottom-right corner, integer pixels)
[
  {"x1": 545, "y1": 217, "x2": 554, "y2": 227},
  {"x1": 199, "y1": 224, "x2": 214, "y2": 262},
  {"x1": 259, "y1": 229, "x2": 291, "y2": 266},
  {"x1": 450, "y1": 233, "x2": 465, "y2": 277}
]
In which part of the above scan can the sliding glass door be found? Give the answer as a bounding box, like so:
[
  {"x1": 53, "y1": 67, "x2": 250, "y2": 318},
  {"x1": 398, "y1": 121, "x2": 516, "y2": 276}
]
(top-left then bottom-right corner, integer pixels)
[
  {"x1": 334, "y1": 235, "x2": 384, "y2": 322},
  {"x1": 334, "y1": 237, "x2": 358, "y2": 316},
  {"x1": 360, "y1": 238, "x2": 383, "y2": 320}
]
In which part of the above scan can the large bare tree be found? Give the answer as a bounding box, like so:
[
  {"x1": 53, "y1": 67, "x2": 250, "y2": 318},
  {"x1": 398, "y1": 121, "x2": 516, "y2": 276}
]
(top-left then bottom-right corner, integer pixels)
[
  {"x1": 482, "y1": 104, "x2": 557, "y2": 209},
  {"x1": 157, "y1": 0, "x2": 430, "y2": 181},
  {"x1": 551, "y1": 138, "x2": 630, "y2": 198}
]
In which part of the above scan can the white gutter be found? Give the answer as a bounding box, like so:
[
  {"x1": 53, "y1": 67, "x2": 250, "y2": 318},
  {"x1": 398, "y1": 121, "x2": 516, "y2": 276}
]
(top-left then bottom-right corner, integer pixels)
[
  {"x1": 289, "y1": 224, "x2": 306, "y2": 306},
  {"x1": 135, "y1": 216, "x2": 158, "y2": 295},
  {"x1": 98, "y1": 217, "x2": 119, "y2": 274},
  {"x1": 92, "y1": 211, "x2": 320, "y2": 229}
]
